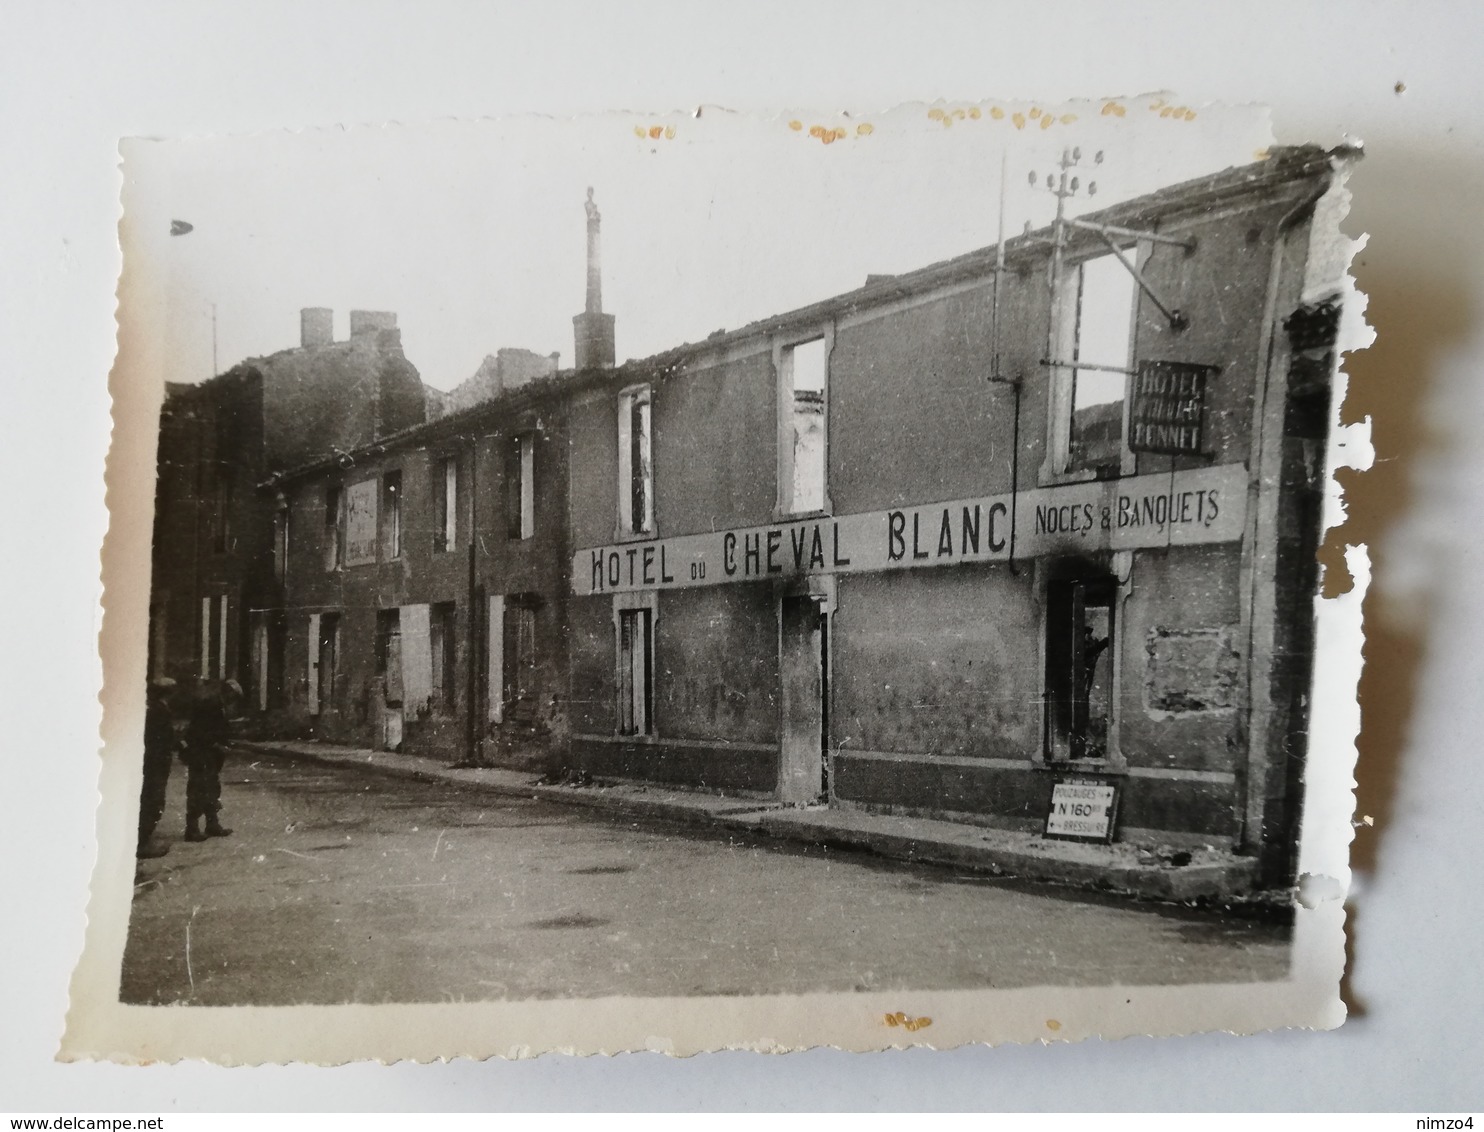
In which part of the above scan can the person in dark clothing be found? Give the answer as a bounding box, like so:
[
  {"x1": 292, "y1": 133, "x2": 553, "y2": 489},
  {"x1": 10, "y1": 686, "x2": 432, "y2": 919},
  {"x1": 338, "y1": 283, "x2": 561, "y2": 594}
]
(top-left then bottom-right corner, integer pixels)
[
  {"x1": 1071, "y1": 625, "x2": 1113, "y2": 760},
  {"x1": 182, "y1": 679, "x2": 234, "y2": 841},
  {"x1": 137, "y1": 678, "x2": 177, "y2": 858},
  {"x1": 1079, "y1": 625, "x2": 1111, "y2": 706}
]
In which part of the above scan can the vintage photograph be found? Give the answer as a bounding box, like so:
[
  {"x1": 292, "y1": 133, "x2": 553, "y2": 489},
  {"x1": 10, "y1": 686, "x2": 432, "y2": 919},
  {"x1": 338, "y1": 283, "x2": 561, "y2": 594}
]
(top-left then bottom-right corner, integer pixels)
[{"x1": 68, "y1": 101, "x2": 1362, "y2": 1060}]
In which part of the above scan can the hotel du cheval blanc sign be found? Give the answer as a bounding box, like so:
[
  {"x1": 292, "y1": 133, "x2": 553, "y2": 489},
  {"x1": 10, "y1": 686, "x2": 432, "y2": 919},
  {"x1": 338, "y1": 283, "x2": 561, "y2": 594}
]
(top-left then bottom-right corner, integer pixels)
[{"x1": 574, "y1": 462, "x2": 1247, "y2": 595}]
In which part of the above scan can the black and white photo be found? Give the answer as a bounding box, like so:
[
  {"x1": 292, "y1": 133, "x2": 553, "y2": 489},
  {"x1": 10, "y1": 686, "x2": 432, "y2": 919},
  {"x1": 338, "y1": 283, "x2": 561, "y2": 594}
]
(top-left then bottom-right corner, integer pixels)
[{"x1": 67, "y1": 100, "x2": 1365, "y2": 1061}]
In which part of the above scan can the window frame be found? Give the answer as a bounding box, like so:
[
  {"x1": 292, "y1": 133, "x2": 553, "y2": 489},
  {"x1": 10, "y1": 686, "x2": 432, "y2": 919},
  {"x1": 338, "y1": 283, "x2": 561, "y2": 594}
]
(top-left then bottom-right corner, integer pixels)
[
  {"x1": 429, "y1": 601, "x2": 457, "y2": 712},
  {"x1": 273, "y1": 496, "x2": 290, "y2": 582},
  {"x1": 1041, "y1": 245, "x2": 1144, "y2": 485},
  {"x1": 381, "y1": 469, "x2": 403, "y2": 560},
  {"x1": 375, "y1": 607, "x2": 403, "y2": 707},
  {"x1": 615, "y1": 383, "x2": 655, "y2": 540},
  {"x1": 316, "y1": 610, "x2": 341, "y2": 713},
  {"x1": 612, "y1": 591, "x2": 658, "y2": 738},
  {"x1": 323, "y1": 483, "x2": 344, "y2": 571},
  {"x1": 250, "y1": 612, "x2": 270, "y2": 712},
  {"x1": 507, "y1": 432, "x2": 536, "y2": 541},
  {"x1": 774, "y1": 329, "x2": 834, "y2": 520},
  {"x1": 486, "y1": 594, "x2": 505, "y2": 725},
  {"x1": 501, "y1": 596, "x2": 540, "y2": 723},
  {"x1": 200, "y1": 595, "x2": 212, "y2": 679},
  {"x1": 199, "y1": 592, "x2": 230, "y2": 680},
  {"x1": 434, "y1": 455, "x2": 459, "y2": 553}
]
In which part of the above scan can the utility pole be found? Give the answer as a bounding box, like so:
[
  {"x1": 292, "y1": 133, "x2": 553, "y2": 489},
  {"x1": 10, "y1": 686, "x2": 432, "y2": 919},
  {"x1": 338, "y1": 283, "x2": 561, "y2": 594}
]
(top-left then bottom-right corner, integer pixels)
[
  {"x1": 986, "y1": 152, "x2": 1023, "y2": 573},
  {"x1": 1030, "y1": 147, "x2": 1194, "y2": 335},
  {"x1": 1030, "y1": 145, "x2": 1102, "y2": 350}
]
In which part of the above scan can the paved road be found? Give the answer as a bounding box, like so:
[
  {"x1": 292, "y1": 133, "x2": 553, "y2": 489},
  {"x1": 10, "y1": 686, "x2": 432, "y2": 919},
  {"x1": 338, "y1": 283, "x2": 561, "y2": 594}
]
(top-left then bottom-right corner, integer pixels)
[{"x1": 121, "y1": 752, "x2": 1289, "y2": 1005}]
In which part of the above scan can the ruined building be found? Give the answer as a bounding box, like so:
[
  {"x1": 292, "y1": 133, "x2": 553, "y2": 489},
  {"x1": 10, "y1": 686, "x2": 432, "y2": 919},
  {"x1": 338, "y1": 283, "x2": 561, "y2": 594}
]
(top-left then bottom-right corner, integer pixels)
[
  {"x1": 153, "y1": 153, "x2": 1353, "y2": 895},
  {"x1": 148, "y1": 309, "x2": 430, "y2": 696}
]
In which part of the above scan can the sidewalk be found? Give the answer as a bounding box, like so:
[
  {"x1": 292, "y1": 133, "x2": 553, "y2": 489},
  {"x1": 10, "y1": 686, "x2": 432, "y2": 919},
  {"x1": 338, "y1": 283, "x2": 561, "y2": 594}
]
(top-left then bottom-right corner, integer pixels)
[{"x1": 238, "y1": 739, "x2": 1261, "y2": 902}]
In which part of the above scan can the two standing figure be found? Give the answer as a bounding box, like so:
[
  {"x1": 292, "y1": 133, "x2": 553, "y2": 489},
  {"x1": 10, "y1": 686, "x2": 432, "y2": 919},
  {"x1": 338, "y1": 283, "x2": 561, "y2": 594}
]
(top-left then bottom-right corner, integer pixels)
[{"x1": 181, "y1": 678, "x2": 238, "y2": 842}]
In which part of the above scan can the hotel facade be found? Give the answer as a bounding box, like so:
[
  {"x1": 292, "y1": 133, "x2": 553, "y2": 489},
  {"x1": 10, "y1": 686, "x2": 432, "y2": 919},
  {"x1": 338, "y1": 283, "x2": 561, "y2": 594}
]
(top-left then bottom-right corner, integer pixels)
[{"x1": 157, "y1": 145, "x2": 1354, "y2": 893}]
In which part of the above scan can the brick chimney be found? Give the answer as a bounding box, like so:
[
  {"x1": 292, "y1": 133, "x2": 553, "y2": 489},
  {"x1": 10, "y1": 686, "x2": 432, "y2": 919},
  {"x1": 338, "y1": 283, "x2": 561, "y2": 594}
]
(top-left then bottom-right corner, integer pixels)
[
  {"x1": 300, "y1": 307, "x2": 333, "y2": 347},
  {"x1": 572, "y1": 188, "x2": 615, "y2": 370}
]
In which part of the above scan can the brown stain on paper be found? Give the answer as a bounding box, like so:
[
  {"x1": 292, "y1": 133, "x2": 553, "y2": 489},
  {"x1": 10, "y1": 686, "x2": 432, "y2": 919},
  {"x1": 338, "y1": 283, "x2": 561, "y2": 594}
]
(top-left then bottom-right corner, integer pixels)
[{"x1": 882, "y1": 1012, "x2": 933, "y2": 1032}]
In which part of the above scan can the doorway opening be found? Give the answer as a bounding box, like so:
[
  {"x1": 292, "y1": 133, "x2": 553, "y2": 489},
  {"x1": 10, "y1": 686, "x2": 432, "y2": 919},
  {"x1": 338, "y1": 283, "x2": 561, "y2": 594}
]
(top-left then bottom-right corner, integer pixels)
[{"x1": 1045, "y1": 574, "x2": 1117, "y2": 762}]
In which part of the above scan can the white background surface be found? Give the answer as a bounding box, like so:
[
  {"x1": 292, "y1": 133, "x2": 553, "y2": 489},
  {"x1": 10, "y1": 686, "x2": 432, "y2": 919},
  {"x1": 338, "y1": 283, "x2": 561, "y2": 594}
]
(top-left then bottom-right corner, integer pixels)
[{"x1": 3, "y1": 0, "x2": 1482, "y2": 1111}]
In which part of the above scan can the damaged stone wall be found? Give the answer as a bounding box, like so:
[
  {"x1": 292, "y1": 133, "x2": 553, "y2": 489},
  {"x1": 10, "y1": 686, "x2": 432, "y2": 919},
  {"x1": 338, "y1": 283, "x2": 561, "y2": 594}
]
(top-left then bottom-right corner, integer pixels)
[
  {"x1": 1114, "y1": 542, "x2": 1242, "y2": 776},
  {"x1": 832, "y1": 564, "x2": 1041, "y2": 761},
  {"x1": 655, "y1": 582, "x2": 780, "y2": 747},
  {"x1": 1144, "y1": 625, "x2": 1240, "y2": 715}
]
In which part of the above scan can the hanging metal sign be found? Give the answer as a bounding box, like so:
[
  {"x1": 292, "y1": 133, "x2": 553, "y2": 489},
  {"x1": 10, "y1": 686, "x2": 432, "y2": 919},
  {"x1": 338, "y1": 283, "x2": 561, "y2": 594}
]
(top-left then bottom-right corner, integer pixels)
[{"x1": 1128, "y1": 360, "x2": 1215, "y2": 456}]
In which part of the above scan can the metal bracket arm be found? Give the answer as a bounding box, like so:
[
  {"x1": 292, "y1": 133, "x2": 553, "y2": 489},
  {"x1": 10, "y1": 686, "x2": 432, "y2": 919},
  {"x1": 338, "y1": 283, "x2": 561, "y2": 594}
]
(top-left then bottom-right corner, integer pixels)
[
  {"x1": 1066, "y1": 217, "x2": 1196, "y2": 251},
  {"x1": 1091, "y1": 230, "x2": 1190, "y2": 331},
  {"x1": 1038, "y1": 358, "x2": 1137, "y2": 376}
]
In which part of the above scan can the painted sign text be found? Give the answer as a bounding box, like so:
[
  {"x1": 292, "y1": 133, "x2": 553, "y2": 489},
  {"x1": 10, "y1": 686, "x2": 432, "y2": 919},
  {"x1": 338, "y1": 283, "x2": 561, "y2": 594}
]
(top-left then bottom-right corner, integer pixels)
[{"x1": 574, "y1": 463, "x2": 1247, "y2": 595}]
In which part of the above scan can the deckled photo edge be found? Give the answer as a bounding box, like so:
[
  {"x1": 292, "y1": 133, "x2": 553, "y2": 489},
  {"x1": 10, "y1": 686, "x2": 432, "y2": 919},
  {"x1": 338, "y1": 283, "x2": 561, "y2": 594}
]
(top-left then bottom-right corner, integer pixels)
[{"x1": 65, "y1": 100, "x2": 1366, "y2": 1063}]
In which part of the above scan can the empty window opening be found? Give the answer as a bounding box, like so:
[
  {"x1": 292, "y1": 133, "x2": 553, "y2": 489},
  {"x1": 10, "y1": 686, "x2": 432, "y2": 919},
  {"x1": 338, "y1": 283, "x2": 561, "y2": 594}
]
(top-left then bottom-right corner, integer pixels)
[
  {"x1": 617, "y1": 607, "x2": 653, "y2": 736},
  {"x1": 617, "y1": 386, "x2": 653, "y2": 536},
  {"x1": 783, "y1": 338, "x2": 828, "y2": 514},
  {"x1": 381, "y1": 470, "x2": 402, "y2": 559},
  {"x1": 434, "y1": 457, "x2": 459, "y2": 552},
  {"x1": 1066, "y1": 252, "x2": 1136, "y2": 473},
  {"x1": 507, "y1": 434, "x2": 536, "y2": 540},
  {"x1": 1045, "y1": 577, "x2": 1116, "y2": 761}
]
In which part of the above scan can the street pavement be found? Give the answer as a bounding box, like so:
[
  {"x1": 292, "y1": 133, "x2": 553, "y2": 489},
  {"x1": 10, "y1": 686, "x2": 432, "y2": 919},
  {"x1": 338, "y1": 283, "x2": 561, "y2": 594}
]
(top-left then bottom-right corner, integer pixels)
[{"x1": 121, "y1": 751, "x2": 1290, "y2": 1006}]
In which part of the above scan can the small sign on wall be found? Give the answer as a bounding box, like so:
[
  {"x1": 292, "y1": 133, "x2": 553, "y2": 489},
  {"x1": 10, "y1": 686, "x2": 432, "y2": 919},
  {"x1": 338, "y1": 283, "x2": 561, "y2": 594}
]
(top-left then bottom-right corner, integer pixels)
[
  {"x1": 343, "y1": 479, "x2": 379, "y2": 567},
  {"x1": 1128, "y1": 360, "x2": 1215, "y2": 457},
  {"x1": 1044, "y1": 776, "x2": 1120, "y2": 843}
]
